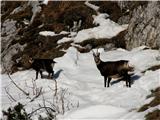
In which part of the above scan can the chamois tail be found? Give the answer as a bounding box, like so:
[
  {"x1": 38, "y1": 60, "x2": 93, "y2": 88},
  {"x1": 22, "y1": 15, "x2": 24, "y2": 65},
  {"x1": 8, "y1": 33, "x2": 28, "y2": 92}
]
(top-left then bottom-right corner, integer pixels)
[{"x1": 124, "y1": 62, "x2": 134, "y2": 72}]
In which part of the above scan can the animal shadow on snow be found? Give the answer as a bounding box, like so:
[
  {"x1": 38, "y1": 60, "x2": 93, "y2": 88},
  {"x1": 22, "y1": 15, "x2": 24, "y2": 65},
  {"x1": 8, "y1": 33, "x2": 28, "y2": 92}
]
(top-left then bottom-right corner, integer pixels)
[
  {"x1": 131, "y1": 74, "x2": 141, "y2": 84},
  {"x1": 40, "y1": 69, "x2": 63, "y2": 80},
  {"x1": 110, "y1": 74, "x2": 141, "y2": 86},
  {"x1": 54, "y1": 69, "x2": 63, "y2": 79}
]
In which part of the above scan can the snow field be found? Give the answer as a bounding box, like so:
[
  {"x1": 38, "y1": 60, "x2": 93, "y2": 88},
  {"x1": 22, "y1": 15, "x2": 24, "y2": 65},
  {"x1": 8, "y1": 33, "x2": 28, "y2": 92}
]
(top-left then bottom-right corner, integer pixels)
[
  {"x1": 2, "y1": 46, "x2": 159, "y2": 119},
  {"x1": 2, "y1": 1, "x2": 160, "y2": 119}
]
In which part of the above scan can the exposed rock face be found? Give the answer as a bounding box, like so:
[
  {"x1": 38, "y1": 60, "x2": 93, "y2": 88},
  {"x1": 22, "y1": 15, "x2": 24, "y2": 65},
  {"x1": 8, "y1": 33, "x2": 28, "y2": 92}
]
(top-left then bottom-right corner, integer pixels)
[
  {"x1": 1, "y1": 19, "x2": 25, "y2": 73},
  {"x1": 123, "y1": 1, "x2": 160, "y2": 50},
  {"x1": 1, "y1": 1, "x2": 160, "y2": 74},
  {"x1": 1, "y1": 19, "x2": 17, "y2": 52}
]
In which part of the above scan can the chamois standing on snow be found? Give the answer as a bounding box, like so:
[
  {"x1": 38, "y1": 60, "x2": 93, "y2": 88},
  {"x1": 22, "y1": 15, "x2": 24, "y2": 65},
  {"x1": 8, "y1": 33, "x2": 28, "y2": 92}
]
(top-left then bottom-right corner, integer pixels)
[
  {"x1": 29, "y1": 58, "x2": 56, "y2": 79},
  {"x1": 92, "y1": 50, "x2": 134, "y2": 87}
]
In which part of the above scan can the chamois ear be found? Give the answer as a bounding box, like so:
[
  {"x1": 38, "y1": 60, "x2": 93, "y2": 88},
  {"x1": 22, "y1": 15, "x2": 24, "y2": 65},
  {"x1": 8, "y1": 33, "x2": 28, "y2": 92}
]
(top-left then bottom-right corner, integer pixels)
[
  {"x1": 28, "y1": 57, "x2": 34, "y2": 64},
  {"x1": 96, "y1": 49, "x2": 98, "y2": 54},
  {"x1": 97, "y1": 52, "x2": 100, "y2": 57},
  {"x1": 96, "y1": 48, "x2": 100, "y2": 57},
  {"x1": 92, "y1": 50, "x2": 96, "y2": 56},
  {"x1": 53, "y1": 60, "x2": 57, "y2": 64}
]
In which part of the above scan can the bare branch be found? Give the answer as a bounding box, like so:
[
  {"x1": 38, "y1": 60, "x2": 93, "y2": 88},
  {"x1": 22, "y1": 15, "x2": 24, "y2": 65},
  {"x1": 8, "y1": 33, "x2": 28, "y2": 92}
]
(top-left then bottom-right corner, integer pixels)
[
  {"x1": 5, "y1": 87, "x2": 17, "y2": 102},
  {"x1": 3, "y1": 64, "x2": 29, "y2": 96},
  {"x1": 42, "y1": 94, "x2": 51, "y2": 117},
  {"x1": 30, "y1": 87, "x2": 42, "y2": 102},
  {"x1": 28, "y1": 106, "x2": 56, "y2": 118},
  {"x1": 7, "y1": 73, "x2": 29, "y2": 96},
  {"x1": 75, "y1": 50, "x2": 79, "y2": 65},
  {"x1": 54, "y1": 79, "x2": 58, "y2": 96}
]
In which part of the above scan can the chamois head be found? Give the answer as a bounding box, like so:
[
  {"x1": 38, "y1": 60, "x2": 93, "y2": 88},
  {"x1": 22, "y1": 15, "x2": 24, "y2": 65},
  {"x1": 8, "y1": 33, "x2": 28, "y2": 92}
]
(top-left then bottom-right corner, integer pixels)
[
  {"x1": 28, "y1": 57, "x2": 34, "y2": 64},
  {"x1": 92, "y1": 49, "x2": 101, "y2": 65}
]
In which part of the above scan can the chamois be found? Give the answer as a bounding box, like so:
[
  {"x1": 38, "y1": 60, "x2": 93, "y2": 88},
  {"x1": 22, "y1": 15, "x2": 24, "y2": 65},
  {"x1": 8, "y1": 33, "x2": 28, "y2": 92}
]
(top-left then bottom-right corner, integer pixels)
[
  {"x1": 29, "y1": 58, "x2": 56, "y2": 79},
  {"x1": 92, "y1": 50, "x2": 134, "y2": 87}
]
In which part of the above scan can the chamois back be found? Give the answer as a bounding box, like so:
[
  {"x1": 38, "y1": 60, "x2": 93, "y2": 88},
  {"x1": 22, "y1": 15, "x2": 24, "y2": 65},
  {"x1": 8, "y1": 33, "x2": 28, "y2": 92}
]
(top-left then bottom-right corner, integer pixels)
[
  {"x1": 29, "y1": 58, "x2": 56, "y2": 79},
  {"x1": 92, "y1": 50, "x2": 133, "y2": 87}
]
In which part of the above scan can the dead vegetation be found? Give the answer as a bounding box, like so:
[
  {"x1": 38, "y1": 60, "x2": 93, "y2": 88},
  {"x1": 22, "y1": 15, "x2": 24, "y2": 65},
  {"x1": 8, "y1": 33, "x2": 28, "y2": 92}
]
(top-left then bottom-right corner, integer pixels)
[
  {"x1": 1, "y1": 1, "x2": 28, "y2": 22},
  {"x1": 2, "y1": 69, "x2": 78, "y2": 119},
  {"x1": 90, "y1": 1, "x2": 122, "y2": 22},
  {"x1": 138, "y1": 87, "x2": 160, "y2": 120},
  {"x1": 76, "y1": 30, "x2": 126, "y2": 53},
  {"x1": 147, "y1": 65, "x2": 160, "y2": 71},
  {"x1": 142, "y1": 64, "x2": 160, "y2": 73},
  {"x1": 2, "y1": 1, "x2": 150, "y2": 74},
  {"x1": 138, "y1": 87, "x2": 160, "y2": 112},
  {"x1": 42, "y1": 1, "x2": 96, "y2": 30},
  {"x1": 145, "y1": 109, "x2": 160, "y2": 120},
  {"x1": 2, "y1": 1, "x2": 98, "y2": 73}
]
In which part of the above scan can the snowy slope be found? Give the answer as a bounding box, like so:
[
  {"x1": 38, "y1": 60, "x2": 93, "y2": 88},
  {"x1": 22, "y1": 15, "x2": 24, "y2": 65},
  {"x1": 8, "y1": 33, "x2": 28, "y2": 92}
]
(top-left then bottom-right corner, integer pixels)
[
  {"x1": 74, "y1": 13, "x2": 128, "y2": 43},
  {"x1": 1, "y1": 46, "x2": 160, "y2": 119},
  {"x1": 1, "y1": 1, "x2": 160, "y2": 119},
  {"x1": 43, "y1": 12, "x2": 128, "y2": 45}
]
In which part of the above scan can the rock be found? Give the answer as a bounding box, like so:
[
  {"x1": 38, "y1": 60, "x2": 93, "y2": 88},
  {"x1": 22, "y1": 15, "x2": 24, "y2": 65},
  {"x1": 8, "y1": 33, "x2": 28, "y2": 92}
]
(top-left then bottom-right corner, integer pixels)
[{"x1": 123, "y1": 1, "x2": 160, "y2": 50}]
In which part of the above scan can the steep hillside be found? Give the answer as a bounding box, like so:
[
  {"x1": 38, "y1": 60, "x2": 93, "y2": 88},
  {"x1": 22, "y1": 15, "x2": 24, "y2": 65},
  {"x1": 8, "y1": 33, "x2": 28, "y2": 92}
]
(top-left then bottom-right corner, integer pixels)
[
  {"x1": 1, "y1": 1, "x2": 160, "y2": 120},
  {"x1": 2, "y1": 1, "x2": 160, "y2": 74}
]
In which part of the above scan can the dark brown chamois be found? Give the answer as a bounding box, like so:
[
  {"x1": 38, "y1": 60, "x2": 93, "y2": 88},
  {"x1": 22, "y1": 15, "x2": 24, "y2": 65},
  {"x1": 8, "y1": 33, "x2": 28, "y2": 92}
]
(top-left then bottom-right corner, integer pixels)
[
  {"x1": 92, "y1": 51, "x2": 134, "y2": 87},
  {"x1": 29, "y1": 58, "x2": 56, "y2": 79}
]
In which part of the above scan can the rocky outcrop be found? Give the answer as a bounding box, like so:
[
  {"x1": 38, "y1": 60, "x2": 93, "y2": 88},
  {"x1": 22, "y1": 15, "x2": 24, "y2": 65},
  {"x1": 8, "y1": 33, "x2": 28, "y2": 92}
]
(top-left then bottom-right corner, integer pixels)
[
  {"x1": 1, "y1": 19, "x2": 26, "y2": 73},
  {"x1": 118, "y1": 1, "x2": 160, "y2": 50},
  {"x1": 1, "y1": 1, "x2": 160, "y2": 74}
]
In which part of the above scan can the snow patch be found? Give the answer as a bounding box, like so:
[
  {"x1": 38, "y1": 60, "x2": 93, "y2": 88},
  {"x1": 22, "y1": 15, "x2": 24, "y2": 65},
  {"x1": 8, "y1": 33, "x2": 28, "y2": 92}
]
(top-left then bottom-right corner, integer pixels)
[
  {"x1": 57, "y1": 37, "x2": 73, "y2": 44},
  {"x1": 1, "y1": 47, "x2": 160, "y2": 119},
  {"x1": 39, "y1": 31, "x2": 69, "y2": 36},
  {"x1": 74, "y1": 13, "x2": 128, "y2": 43},
  {"x1": 43, "y1": 0, "x2": 49, "y2": 5},
  {"x1": 93, "y1": 13, "x2": 109, "y2": 26},
  {"x1": 28, "y1": 1, "x2": 41, "y2": 24},
  {"x1": 63, "y1": 105, "x2": 127, "y2": 119},
  {"x1": 85, "y1": 1, "x2": 99, "y2": 12},
  {"x1": 11, "y1": 6, "x2": 24, "y2": 15},
  {"x1": 39, "y1": 31, "x2": 57, "y2": 36}
]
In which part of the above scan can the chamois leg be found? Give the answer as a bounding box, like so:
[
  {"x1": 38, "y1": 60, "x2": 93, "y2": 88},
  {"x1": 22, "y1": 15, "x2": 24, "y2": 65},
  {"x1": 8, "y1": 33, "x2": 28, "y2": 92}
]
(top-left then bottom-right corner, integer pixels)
[
  {"x1": 125, "y1": 78, "x2": 128, "y2": 87},
  {"x1": 51, "y1": 71, "x2": 54, "y2": 79},
  {"x1": 124, "y1": 74, "x2": 128, "y2": 87},
  {"x1": 36, "y1": 71, "x2": 39, "y2": 79},
  {"x1": 107, "y1": 77, "x2": 111, "y2": 87},
  {"x1": 48, "y1": 73, "x2": 51, "y2": 79},
  {"x1": 104, "y1": 76, "x2": 107, "y2": 87},
  {"x1": 47, "y1": 71, "x2": 54, "y2": 79},
  {"x1": 121, "y1": 71, "x2": 129, "y2": 87},
  {"x1": 124, "y1": 73, "x2": 131, "y2": 87},
  {"x1": 127, "y1": 74, "x2": 131, "y2": 87},
  {"x1": 40, "y1": 70, "x2": 43, "y2": 78}
]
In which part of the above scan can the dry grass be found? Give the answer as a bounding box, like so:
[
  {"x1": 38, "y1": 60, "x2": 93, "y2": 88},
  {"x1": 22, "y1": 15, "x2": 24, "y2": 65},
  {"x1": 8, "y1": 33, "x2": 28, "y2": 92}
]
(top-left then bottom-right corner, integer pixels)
[
  {"x1": 79, "y1": 38, "x2": 111, "y2": 49},
  {"x1": 78, "y1": 30, "x2": 126, "y2": 52},
  {"x1": 11, "y1": 33, "x2": 69, "y2": 73},
  {"x1": 2, "y1": 1, "x2": 28, "y2": 21},
  {"x1": 147, "y1": 65, "x2": 160, "y2": 71},
  {"x1": 145, "y1": 109, "x2": 160, "y2": 120},
  {"x1": 3, "y1": 1, "x2": 148, "y2": 74},
  {"x1": 97, "y1": 1, "x2": 122, "y2": 22},
  {"x1": 142, "y1": 64, "x2": 160, "y2": 73},
  {"x1": 138, "y1": 87, "x2": 160, "y2": 112}
]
